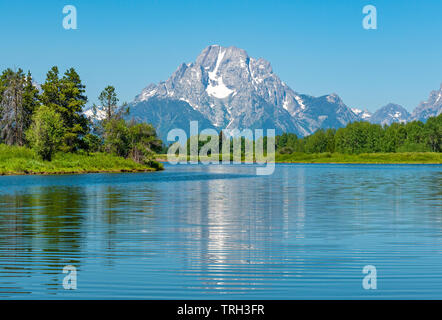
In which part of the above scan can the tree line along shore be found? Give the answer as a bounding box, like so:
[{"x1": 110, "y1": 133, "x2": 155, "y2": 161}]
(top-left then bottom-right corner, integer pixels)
[
  {"x1": 157, "y1": 113, "x2": 441, "y2": 164},
  {"x1": 155, "y1": 152, "x2": 441, "y2": 164},
  {"x1": 0, "y1": 66, "x2": 440, "y2": 176},
  {"x1": 273, "y1": 114, "x2": 441, "y2": 163}
]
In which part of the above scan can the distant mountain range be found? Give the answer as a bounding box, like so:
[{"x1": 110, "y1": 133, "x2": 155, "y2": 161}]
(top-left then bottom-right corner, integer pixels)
[
  {"x1": 352, "y1": 88, "x2": 442, "y2": 126},
  {"x1": 410, "y1": 84, "x2": 442, "y2": 122},
  {"x1": 88, "y1": 45, "x2": 442, "y2": 140},
  {"x1": 354, "y1": 103, "x2": 411, "y2": 126}
]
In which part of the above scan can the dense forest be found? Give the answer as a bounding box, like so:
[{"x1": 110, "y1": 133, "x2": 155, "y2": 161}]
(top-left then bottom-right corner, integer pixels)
[
  {"x1": 183, "y1": 114, "x2": 441, "y2": 158},
  {"x1": 0, "y1": 67, "x2": 162, "y2": 167},
  {"x1": 276, "y1": 115, "x2": 441, "y2": 154}
]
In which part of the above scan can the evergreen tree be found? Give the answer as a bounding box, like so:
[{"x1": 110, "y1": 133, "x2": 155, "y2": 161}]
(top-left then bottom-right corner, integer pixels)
[
  {"x1": 92, "y1": 86, "x2": 129, "y2": 140},
  {"x1": 39, "y1": 66, "x2": 61, "y2": 111},
  {"x1": 61, "y1": 68, "x2": 89, "y2": 150},
  {"x1": 22, "y1": 71, "x2": 40, "y2": 135},
  {"x1": 325, "y1": 128, "x2": 336, "y2": 153},
  {"x1": 40, "y1": 66, "x2": 89, "y2": 151},
  {"x1": 99, "y1": 85, "x2": 119, "y2": 121}
]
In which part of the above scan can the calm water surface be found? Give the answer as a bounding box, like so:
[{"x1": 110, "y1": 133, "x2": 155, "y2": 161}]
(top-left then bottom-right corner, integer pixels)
[{"x1": 0, "y1": 163, "x2": 441, "y2": 299}]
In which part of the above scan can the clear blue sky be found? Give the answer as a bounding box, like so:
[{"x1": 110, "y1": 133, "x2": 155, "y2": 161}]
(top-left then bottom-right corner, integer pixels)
[{"x1": 0, "y1": 0, "x2": 440, "y2": 112}]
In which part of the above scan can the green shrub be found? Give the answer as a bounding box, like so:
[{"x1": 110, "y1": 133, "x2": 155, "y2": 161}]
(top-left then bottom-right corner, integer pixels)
[
  {"x1": 278, "y1": 146, "x2": 294, "y2": 154},
  {"x1": 103, "y1": 119, "x2": 131, "y2": 157},
  {"x1": 26, "y1": 105, "x2": 65, "y2": 161},
  {"x1": 104, "y1": 119, "x2": 162, "y2": 163}
]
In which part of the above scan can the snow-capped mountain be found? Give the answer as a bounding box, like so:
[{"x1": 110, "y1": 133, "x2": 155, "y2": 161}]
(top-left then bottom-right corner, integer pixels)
[
  {"x1": 129, "y1": 45, "x2": 359, "y2": 139},
  {"x1": 369, "y1": 103, "x2": 410, "y2": 125},
  {"x1": 410, "y1": 84, "x2": 442, "y2": 122},
  {"x1": 84, "y1": 106, "x2": 107, "y2": 121},
  {"x1": 351, "y1": 108, "x2": 372, "y2": 121},
  {"x1": 91, "y1": 45, "x2": 440, "y2": 140}
]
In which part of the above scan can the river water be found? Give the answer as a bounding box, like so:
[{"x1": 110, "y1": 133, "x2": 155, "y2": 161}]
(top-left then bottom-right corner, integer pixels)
[{"x1": 0, "y1": 163, "x2": 441, "y2": 299}]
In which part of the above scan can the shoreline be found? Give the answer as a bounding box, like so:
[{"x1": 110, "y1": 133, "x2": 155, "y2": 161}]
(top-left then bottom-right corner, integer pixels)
[
  {"x1": 274, "y1": 161, "x2": 442, "y2": 164},
  {"x1": 156, "y1": 159, "x2": 442, "y2": 165},
  {"x1": 0, "y1": 167, "x2": 162, "y2": 176},
  {"x1": 3, "y1": 159, "x2": 438, "y2": 176},
  {"x1": 1, "y1": 153, "x2": 439, "y2": 177},
  {"x1": 0, "y1": 145, "x2": 164, "y2": 177},
  {"x1": 155, "y1": 152, "x2": 442, "y2": 165}
]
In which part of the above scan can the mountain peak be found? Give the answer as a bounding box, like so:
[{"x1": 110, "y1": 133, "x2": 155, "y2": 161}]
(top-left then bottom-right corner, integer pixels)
[
  {"x1": 196, "y1": 45, "x2": 251, "y2": 69},
  {"x1": 326, "y1": 93, "x2": 343, "y2": 104},
  {"x1": 411, "y1": 83, "x2": 442, "y2": 121},
  {"x1": 370, "y1": 103, "x2": 410, "y2": 125},
  {"x1": 129, "y1": 46, "x2": 365, "y2": 139}
]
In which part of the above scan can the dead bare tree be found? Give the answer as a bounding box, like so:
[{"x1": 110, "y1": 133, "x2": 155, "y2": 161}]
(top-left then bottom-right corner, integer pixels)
[{"x1": 0, "y1": 69, "x2": 38, "y2": 146}]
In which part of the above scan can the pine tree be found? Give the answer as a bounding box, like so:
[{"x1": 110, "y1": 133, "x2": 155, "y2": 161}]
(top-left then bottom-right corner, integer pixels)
[
  {"x1": 39, "y1": 66, "x2": 62, "y2": 111},
  {"x1": 22, "y1": 71, "x2": 40, "y2": 135},
  {"x1": 40, "y1": 66, "x2": 89, "y2": 151},
  {"x1": 99, "y1": 85, "x2": 119, "y2": 121}
]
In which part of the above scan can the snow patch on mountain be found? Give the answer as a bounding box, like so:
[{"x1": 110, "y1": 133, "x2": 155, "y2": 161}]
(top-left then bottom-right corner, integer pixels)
[
  {"x1": 295, "y1": 95, "x2": 306, "y2": 110},
  {"x1": 84, "y1": 106, "x2": 107, "y2": 121},
  {"x1": 351, "y1": 108, "x2": 372, "y2": 120},
  {"x1": 369, "y1": 103, "x2": 410, "y2": 125},
  {"x1": 206, "y1": 48, "x2": 235, "y2": 99}
]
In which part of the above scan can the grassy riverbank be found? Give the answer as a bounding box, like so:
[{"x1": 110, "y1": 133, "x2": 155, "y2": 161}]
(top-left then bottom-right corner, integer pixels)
[
  {"x1": 275, "y1": 152, "x2": 442, "y2": 164},
  {"x1": 156, "y1": 152, "x2": 442, "y2": 164},
  {"x1": 0, "y1": 144, "x2": 163, "y2": 175}
]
